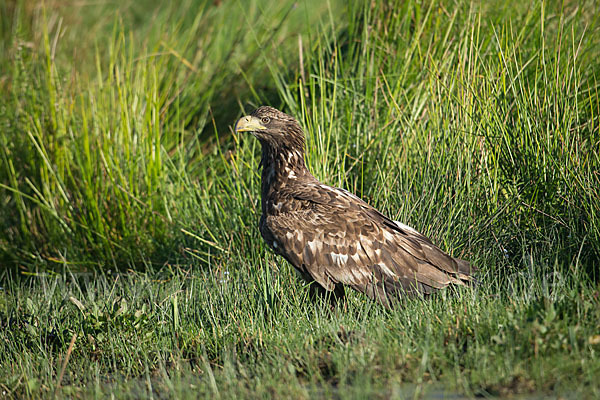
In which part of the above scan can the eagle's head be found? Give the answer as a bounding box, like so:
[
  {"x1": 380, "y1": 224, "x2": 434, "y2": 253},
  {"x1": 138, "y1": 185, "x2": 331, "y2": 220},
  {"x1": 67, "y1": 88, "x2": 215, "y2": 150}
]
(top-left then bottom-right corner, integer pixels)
[{"x1": 235, "y1": 106, "x2": 305, "y2": 152}]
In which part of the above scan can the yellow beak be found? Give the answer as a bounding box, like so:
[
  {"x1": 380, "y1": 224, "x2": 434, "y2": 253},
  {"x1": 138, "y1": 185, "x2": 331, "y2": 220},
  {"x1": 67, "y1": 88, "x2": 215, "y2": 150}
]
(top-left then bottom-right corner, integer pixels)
[{"x1": 235, "y1": 115, "x2": 266, "y2": 133}]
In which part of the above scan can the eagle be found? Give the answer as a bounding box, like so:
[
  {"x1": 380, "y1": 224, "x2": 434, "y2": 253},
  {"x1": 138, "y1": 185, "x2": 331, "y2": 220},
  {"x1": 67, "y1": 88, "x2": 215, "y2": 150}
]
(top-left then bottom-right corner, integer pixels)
[{"x1": 235, "y1": 106, "x2": 474, "y2": 307}]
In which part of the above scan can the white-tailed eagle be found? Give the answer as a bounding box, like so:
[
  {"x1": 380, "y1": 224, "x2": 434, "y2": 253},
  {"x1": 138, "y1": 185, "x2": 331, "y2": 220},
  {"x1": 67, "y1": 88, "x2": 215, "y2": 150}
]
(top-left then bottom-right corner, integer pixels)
[{"x1": 235, "y1": 106, "x2": 475, "y2": 307}]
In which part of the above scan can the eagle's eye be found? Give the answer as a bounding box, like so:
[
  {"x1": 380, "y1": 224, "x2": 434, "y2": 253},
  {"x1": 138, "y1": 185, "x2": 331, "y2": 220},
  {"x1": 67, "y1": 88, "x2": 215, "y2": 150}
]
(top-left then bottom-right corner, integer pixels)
[{"x1": 261, "y1": 117, "x2": 271, "y2": 124}]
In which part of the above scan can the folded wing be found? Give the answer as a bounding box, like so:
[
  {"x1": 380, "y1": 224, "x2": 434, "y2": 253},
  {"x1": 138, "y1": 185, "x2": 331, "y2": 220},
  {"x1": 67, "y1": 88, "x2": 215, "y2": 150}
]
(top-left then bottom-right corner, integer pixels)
[{"x1": 265, "y1": 184, "x2": 474, "y2": 307}]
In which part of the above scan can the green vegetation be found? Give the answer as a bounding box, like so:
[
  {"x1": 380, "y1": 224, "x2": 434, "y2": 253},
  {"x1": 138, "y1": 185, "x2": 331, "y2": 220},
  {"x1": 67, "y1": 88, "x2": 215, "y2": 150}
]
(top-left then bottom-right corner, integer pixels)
[{"x1": 1, "y1": 0, "x2": 599, "y2": 398}]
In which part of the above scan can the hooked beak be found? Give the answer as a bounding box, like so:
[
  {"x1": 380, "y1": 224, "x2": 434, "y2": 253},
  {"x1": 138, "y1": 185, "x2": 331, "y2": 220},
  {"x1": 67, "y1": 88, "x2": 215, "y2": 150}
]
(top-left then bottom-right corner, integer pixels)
[{"x1": 234, "y1": 115, "x2": 266, "y2": 133}]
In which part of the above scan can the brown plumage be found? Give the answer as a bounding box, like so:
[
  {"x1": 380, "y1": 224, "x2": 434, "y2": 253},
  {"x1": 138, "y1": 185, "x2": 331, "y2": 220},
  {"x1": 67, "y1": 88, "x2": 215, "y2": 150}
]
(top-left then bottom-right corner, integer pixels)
[{"x1": 235, "y1": 106, "x2": 475, "y2": 307}]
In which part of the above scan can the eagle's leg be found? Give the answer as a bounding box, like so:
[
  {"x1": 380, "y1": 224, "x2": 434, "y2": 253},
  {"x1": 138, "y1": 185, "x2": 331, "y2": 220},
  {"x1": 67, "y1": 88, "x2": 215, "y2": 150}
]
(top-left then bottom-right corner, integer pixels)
[
  {"x1": 308, "y1": 281, "x2": 345, "y2": 308},
  {"x1": 293, "y1": 266, "x2": 345, "y2": 308},
  {"x1": 362, "y1": 283, "x2": 392, "y2": 309}
]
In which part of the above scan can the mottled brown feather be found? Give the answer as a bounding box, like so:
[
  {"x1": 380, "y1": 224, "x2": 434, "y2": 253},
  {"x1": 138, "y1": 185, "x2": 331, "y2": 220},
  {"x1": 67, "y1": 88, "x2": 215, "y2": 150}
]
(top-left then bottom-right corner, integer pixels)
[{"x1": 237, "y1": 106, "x2": 476, "y2": 307}]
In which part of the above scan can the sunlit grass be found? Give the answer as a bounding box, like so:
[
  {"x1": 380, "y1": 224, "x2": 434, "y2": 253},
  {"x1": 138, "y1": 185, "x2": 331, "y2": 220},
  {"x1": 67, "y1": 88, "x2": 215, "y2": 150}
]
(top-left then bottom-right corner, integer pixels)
[
  {"x1": 0, "y1": 257, "x2": 598, "y2": 398},
  {"x1": 0, "y1": 0, "x2": 339, "y2": 268},
  {"x1": 0, "y1": 0, "x2": 599, "y2": 398}
]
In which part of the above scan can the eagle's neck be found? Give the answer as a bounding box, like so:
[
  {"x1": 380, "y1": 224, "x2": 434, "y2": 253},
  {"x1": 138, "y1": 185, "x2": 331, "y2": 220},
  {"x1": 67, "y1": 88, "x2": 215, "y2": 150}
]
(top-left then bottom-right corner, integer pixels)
[{"x1": 260, "y1": 143, "x2": 312, "y2": 214}]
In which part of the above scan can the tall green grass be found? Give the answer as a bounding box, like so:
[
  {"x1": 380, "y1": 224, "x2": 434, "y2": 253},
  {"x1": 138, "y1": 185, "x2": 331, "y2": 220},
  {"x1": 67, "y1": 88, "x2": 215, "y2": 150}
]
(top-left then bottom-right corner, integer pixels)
[
  {"x1": 273, "y1": 0, "x2": 600, "y2": 278},
  {"x1": 2, "y1": 0, "x2": 597, "y2": 276},
  {"x1": 0, "y1": 0, "x2": 338, "y2": 269}
]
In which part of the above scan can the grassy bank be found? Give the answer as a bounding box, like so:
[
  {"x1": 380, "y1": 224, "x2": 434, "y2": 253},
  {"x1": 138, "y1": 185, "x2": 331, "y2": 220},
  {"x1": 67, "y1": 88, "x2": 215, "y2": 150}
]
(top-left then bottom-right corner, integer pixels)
[
  {"x1": 1, "y1": 0, "x2": 599, "y2": 397},
  {"x1": 1, "y1": 260, "x2": 598, "y2": 398}
]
